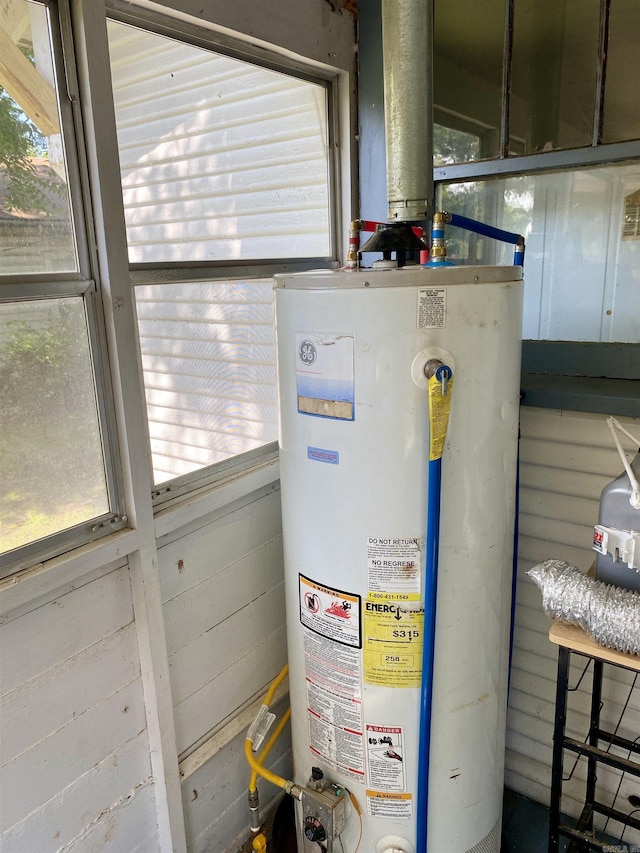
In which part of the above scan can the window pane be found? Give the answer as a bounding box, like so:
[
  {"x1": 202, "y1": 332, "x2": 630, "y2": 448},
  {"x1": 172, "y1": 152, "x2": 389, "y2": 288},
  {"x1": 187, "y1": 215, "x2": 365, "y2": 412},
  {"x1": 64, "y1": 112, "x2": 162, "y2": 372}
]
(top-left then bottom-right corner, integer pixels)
[
  {"x1": 0, "y1": 298, "x2": 109, "y2": 555},
  {"x1": 437, "y1": 161, "x2": 640, "y2": 343},
  {"x1": 0, "y1": 0, "x2": 76, "y2": 274},
  {"x1": 108, "y1": 22, "x2": 331, "y2": 263},
  {"x1": 510, "y1": 0, "x2": 599, "y2": 154},
  {"x1": 434, "y1": 124, "x2": 481, "y2": 168},
  {"x1": 602, "y1": 0, "x2": 640, "y2": 144},
  {"x1": 434, "y1": 0, "x2": 503, "y2": 162},
  {"x1": 135, "y1": 280, "x2": 277, "y2": 485}
]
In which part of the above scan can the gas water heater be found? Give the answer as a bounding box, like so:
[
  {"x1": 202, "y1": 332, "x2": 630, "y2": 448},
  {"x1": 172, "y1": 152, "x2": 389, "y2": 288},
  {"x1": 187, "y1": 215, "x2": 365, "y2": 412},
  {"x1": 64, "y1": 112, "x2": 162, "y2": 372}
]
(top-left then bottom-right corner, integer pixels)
[{"x1": 275, "y1": 265, "x2": 523, "y2": 852}]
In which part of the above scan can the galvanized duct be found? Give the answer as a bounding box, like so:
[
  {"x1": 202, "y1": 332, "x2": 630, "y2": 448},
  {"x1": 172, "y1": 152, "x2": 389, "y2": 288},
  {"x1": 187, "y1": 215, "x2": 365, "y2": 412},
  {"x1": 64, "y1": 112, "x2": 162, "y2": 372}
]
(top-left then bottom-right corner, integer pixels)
[{"x1": 381, "y1": 0, "x2": 434, "y2": 223}]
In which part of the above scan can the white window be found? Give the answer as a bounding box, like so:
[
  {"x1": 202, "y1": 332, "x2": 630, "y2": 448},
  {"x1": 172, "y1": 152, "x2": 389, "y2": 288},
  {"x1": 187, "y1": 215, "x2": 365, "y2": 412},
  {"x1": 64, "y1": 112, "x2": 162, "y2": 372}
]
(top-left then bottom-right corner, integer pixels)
[
  {"x1": 0, "y1": 0, "x2": 122, "y2": 573},
  {"x1": 438, "y1": 161, "x2": 640, "y2": 343},
  {"x1": 623, "y1": 190, "x2": 640, "y2": 240},
  {"x1": 107, "y1": 19, "x2": 336, "y2": 489}
]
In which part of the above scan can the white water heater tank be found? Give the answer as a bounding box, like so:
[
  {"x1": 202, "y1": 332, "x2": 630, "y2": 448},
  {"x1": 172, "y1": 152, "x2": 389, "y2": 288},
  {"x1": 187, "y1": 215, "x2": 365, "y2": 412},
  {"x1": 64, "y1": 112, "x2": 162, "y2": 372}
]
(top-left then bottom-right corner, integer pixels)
[{"x1": 274, "y1": 266, "x2": 523, "y2": 852}]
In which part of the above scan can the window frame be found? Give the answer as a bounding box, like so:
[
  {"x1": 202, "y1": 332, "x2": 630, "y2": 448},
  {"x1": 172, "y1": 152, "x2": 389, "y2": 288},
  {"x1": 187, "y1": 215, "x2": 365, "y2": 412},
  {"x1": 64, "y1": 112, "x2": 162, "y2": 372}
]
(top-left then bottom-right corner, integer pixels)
[
  {"x1": 105, "y1": 1, "x2": 345, "y2": 505},
  {"x1": 106, "y1": 0, "x2": 343, "y2": 279},
  {"x1": 433, "y1": 151, "x2": 640, "y2": 418},
  {"x1": 0, "y1": 0, "x2": 127, "y2": 577},
  {"x1": 431, "y1": 0, "x2": 640, "y2": 417}
]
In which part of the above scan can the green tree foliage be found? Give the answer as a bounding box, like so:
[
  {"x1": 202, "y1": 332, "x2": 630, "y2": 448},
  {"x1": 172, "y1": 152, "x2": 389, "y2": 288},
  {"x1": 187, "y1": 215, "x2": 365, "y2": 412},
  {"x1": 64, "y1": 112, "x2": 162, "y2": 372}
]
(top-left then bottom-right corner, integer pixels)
[
  {"x1": 0, "y1": 56, "x2": 65, "y2": 216},
  {"x1": 0, "y1": 305, "x2": 108, "y2": 551}
]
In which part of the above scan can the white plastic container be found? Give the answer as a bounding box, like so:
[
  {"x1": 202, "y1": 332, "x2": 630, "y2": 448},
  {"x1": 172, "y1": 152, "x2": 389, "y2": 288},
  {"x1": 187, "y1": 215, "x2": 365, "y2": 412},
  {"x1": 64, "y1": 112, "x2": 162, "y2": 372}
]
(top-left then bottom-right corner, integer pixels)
[{"x1": 275, "y1": 266, "x2": 523, "y2": 852}]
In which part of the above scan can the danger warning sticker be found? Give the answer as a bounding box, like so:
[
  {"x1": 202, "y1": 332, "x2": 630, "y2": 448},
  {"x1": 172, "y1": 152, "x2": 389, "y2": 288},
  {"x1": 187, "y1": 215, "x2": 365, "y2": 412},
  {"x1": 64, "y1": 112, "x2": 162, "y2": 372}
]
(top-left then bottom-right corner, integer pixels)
[{"x1": 366, "y1": 724, "x2": 406, "y2": 792}]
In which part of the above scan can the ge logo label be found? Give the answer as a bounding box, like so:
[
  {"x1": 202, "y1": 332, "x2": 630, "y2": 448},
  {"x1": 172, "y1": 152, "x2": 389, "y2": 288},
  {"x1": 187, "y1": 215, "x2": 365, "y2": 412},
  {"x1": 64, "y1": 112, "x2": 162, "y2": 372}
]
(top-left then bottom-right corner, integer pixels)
[{"x1": 299, "y1": 340, "x2": 317, "y2": 365}]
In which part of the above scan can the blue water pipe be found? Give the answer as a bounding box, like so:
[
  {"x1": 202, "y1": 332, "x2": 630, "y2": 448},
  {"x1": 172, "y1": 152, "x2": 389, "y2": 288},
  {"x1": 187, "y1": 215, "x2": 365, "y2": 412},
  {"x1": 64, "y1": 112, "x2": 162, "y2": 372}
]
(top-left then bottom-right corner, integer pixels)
[
  {"x1": 424, "y1": 211, "x2": 526, "y2": 267},
  {"x1": 418, "y1": 217, "x2": 523, "y2": 849},
  {"x1": 508, "y1": 426, "x2": 521, "y2": 694},
  {"x1": 417, "y1": 362, "x2": 452, "y2": 853}
]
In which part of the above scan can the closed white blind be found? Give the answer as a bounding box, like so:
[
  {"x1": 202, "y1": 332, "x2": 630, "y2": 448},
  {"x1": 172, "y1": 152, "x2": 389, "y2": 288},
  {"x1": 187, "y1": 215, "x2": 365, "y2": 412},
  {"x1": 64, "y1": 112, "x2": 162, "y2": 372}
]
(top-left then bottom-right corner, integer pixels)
[{"x1": 135, "y1": 280, "x2": 277, "y2": 485}]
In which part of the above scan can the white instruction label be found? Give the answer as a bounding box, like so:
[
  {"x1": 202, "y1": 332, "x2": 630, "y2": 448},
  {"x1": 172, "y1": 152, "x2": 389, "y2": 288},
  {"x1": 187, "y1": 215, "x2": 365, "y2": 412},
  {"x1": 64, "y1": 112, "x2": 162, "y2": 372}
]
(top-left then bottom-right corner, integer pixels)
[
  {"x1": 366, "y1": 725, "x2": 406, "y2": 791},
  {"x1": 367, "y1": 537, "x2": 422, "y2": 601},
  {"x1": 304, "y1": 629, "x2": 365, "y2": 783},
  {"x1": 417, "y1": 288, "x2": 446, "y2": 329},
  {"x1": 303, "y1": 628, "x2": 362, "y2": 701}
]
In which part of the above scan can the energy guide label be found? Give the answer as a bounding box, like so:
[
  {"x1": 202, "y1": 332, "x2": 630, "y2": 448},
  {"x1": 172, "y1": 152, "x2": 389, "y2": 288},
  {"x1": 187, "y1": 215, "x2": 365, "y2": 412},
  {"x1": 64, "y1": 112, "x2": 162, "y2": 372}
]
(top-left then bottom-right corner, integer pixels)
[
  {"x1": 367, "y1": 537, "x2": 422, "y2": 601},
  {"x1": 363, "y1": 600, "x2": 424, "y2": 687}
]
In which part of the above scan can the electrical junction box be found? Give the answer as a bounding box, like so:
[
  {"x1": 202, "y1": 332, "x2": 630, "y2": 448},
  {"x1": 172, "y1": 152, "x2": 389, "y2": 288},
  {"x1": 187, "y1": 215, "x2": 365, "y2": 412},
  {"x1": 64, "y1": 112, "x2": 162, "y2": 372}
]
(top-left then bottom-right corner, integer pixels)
[{"x1": 301, "y1": 771, "x2": 347, "y2": 853}]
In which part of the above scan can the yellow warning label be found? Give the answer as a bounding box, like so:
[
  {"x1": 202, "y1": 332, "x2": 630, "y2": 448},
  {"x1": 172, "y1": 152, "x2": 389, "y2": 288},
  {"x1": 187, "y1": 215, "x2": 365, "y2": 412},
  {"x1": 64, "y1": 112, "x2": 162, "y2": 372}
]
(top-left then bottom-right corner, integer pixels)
[
  {"x1": 363, "y1": 600, "x2": 424, "y2": 687},
  {"x1": 366, "y1": 791, "x2": 412, "y2": 800},
  {"x1": 366, "y1": 790, "x2": 413, "y2": 819},
  {"x1": 428, "y1": 373, "x2": 453, "y2": 461}
]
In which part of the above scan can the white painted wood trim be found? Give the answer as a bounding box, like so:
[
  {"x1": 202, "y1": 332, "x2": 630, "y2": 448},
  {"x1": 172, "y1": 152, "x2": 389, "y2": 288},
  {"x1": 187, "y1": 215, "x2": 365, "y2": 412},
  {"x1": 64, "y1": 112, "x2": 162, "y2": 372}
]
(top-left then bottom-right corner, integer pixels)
[
  {"x1": 179, "y1": 680, "x2": 289, "y2": 782},
  {"x1": 69, "y1": 0, "x2": 186, "y2": 849},
  {"x1": 154, "y1": 459, "x2": 280, "y2": 541},
  {"x1": 0, "y1": 529, "x2": 140, "y2": 618},
  {"x1": 116, "y1": 0, "x2": 357, "y2": 73}
]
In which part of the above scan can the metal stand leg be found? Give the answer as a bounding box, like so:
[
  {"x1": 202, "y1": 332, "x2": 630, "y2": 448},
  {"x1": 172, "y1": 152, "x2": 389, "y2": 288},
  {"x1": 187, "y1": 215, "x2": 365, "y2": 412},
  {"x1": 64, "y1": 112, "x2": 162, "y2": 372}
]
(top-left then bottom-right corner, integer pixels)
[
  {"x1": 549, "y1": 645, "x2": 570, "y2": 853},
  {"x1": 584, "y1": 660, "x2": 603, "y2": 831}
]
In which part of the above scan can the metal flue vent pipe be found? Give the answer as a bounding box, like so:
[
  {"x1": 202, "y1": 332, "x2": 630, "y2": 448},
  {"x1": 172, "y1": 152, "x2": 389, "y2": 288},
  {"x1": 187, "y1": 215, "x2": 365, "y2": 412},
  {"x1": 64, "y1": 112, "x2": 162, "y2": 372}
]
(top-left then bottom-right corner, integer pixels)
[{"x1": 381, "y1": 0, "x2": 435, "y2": 223}]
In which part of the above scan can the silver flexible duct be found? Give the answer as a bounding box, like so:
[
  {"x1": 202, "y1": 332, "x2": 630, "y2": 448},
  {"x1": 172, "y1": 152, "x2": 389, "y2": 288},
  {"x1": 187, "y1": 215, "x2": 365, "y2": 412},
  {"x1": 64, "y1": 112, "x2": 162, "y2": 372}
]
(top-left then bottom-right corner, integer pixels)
[{"x1": 528, "y1": 560, "x2": 640, "y2": 656}]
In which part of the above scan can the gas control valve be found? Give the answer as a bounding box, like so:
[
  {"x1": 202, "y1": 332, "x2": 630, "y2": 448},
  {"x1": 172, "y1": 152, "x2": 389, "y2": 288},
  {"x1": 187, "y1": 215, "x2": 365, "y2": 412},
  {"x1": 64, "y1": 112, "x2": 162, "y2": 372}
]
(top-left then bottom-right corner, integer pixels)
[{"x1": 301, "y1": 768, "x2": 346, "y2": 852}]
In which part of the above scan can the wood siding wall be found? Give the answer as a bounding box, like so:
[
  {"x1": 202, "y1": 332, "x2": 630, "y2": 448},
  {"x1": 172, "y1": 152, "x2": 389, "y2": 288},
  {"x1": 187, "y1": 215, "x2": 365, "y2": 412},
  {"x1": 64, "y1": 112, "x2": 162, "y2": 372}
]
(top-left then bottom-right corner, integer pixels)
[
  {"x1": 507, "y1": 407, "x2": 640, "y2": 844},
  {"x1": 157, "y1": 486, "x2": 288, "y2": 852},
  {"x1": 0, "y1": 564, "x2": 159, "y2": 852}
]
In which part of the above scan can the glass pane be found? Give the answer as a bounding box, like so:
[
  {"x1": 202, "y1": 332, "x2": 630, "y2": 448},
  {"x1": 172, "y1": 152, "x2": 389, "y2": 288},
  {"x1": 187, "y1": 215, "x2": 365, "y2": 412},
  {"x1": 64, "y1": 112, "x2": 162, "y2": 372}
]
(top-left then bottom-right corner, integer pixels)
[
  {"x1": 602, "y1": 0, "x2": 640, "y2": 144},
  {"x1": 0, "y1": 298, "x2": 109, "y2": 555},
  {"x1": 510, "y1": 0, "x2": 600, "y2": 155},
  {"x1": 434, "y1": 124, "x2": 481, "y2": 168},
  {"x1": 434, "y1": 0, "x2": 503, "y2": 162},
  {"x1": 135, "y1": 280, "x2": 278, "y2": 485},
  {"x1": 108, "y1": 22, "x2": 331, "y2": 264},
  {"x1": 436, "y1": 161, "x2": 640, "y2": 343},
  {"x1": 0, "y1": 0, "x2": 76, "y2": 273}
]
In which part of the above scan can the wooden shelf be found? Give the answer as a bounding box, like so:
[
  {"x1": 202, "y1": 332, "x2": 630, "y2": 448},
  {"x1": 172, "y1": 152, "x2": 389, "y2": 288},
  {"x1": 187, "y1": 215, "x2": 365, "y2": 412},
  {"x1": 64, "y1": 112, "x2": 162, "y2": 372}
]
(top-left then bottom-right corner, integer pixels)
[{"x1": 548, "y1": 619, "x2": 640, "y2": 673}]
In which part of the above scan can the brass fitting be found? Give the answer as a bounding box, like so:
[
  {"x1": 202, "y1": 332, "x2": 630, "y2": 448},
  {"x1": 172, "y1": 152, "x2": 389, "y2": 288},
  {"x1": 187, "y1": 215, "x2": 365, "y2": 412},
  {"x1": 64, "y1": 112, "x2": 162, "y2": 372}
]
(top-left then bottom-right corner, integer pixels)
[
  {"x1": 251, "y1": 832, "x2": 268, "y2": 852},
  {"x1": 347, "y1": 219, "x2": 364, "y2": 270}
]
